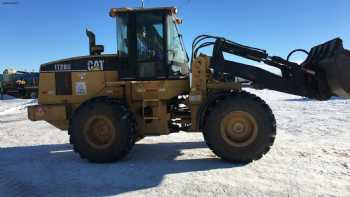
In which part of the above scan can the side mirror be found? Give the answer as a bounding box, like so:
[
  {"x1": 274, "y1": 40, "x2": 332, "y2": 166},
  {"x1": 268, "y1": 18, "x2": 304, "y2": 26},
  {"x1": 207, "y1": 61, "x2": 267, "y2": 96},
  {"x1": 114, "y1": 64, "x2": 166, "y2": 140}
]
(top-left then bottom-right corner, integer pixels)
[{"x1": 175, "y1": 18, "x2": 183, "y2": 24}]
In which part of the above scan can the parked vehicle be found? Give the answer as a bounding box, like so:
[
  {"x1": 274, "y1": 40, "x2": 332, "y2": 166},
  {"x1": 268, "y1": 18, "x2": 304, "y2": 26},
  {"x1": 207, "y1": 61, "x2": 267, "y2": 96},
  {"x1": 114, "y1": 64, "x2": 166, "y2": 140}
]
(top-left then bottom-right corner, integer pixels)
[{"x1": 2, "y1": 69, "x2": 39, "y2": 98}]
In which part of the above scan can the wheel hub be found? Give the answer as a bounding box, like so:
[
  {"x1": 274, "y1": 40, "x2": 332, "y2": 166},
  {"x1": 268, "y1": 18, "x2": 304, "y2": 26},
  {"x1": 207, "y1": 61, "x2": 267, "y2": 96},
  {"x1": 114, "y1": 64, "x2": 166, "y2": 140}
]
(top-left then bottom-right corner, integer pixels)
[
  {"x1": 84, "y1": 116, "x2": 116, "y2": 149},
  {"x1": 220, "y1": 111, "x2": 258, "y2": 147},
  {"x1": 232, "y1": 122, "x2": 244, "y2": 133}
]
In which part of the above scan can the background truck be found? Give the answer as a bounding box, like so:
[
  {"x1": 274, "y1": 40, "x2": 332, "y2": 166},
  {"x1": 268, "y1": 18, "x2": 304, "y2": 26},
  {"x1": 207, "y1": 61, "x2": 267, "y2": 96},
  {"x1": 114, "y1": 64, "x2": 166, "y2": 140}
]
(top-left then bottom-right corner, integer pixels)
[{"x1": 2, "y1": 68, "x2": 39, "y2": 98}]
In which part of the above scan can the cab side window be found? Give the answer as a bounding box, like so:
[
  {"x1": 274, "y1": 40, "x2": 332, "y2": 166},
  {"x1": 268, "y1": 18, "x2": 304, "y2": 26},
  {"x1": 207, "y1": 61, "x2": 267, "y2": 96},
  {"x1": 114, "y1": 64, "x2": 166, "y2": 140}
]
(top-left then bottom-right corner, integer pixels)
[{"x1": 116, "y1": 13, "x2": 128, "y2": 58}]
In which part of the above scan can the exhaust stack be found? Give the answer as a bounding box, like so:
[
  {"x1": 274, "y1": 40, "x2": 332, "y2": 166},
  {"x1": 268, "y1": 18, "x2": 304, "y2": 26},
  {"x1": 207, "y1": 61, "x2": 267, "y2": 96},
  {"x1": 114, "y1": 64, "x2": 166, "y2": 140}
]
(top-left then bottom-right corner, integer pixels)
[{"x1": 86, "y1": 29, "x2": 104, "y2": 56}]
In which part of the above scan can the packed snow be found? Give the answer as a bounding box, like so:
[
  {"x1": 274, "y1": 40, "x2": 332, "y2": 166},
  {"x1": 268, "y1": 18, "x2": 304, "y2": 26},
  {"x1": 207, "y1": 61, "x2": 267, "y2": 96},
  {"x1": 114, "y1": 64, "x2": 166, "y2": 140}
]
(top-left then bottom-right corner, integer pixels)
[{"x1": 0, "y1": 90, "x2": 349, "y2": 197}]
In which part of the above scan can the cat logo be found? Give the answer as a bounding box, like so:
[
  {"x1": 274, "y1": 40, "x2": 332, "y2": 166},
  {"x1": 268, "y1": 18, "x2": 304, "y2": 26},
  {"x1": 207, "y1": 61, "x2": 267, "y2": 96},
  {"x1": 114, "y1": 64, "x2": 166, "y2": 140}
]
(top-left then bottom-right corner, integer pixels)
[{"x1": 87, "y1": 60, "x2": 104, "y2": 71}]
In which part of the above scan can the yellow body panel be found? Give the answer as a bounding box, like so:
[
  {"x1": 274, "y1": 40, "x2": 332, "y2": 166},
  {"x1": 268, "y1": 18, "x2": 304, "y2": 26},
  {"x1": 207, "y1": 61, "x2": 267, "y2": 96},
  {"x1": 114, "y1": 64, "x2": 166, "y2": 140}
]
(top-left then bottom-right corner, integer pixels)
[
  {"x1": 189, "y1": 56, "x2": 210, "y2": 131},
  {"x1": 39, "y1": 71, "x2": 119, "y2": 104},
  {"x1": 127, "y1": 80, "x2": 189, "y2": 135},
  {"x1": 28, "y1": 104, "x2": 67, "y2": 121},
  {"x1": 130, "y1": 80, "x2": 189, "y2": 101},
  {"x1": 32, "y1": 69, "x2": 190, "y2": 135},
  {"x1": 29, "y1": 55, "x2": 241, "y2": 135}
]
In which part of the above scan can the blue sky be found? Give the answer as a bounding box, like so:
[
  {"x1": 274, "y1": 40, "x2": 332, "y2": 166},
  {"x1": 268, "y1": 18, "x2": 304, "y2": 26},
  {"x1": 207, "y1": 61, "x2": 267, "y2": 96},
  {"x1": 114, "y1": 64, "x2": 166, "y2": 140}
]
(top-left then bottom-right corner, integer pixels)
[{"x1": 0, "y1": 0, "x2": 349, "y2": 72}]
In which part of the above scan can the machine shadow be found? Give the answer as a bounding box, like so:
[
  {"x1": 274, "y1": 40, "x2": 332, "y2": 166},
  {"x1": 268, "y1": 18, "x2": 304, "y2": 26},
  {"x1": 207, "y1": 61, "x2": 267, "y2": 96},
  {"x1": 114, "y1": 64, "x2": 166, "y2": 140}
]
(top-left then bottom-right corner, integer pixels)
[
  {"x1": 0, "y1": 141, "x2": 242, "y2": 196},
  {"x1": 285, "y1": 96, "x2": 346, "y2": 102},
  {"x1": 0, "y1": 95, "x2": 16, "y2": 100}
]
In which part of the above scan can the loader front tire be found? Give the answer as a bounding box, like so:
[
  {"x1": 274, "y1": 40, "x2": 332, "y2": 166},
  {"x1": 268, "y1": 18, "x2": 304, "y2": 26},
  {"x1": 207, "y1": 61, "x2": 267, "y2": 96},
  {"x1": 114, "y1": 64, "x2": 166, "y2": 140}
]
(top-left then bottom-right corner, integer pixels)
[
  {"x1": 69, "y1": 100, "x2": 136, "y2": 163},
  {"x1": 203, "y1": 91, "x2": 276, "y2": 164}
]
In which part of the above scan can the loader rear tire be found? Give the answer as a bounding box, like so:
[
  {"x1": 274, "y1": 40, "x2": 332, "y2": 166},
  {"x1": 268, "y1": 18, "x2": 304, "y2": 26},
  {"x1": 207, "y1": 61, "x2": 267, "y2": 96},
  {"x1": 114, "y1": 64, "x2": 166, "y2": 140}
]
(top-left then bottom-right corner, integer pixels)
[
  {"x1": 69, "y1": 100, "x2": 136, "y2": 163},
  {"x1": 203, "y1": 91, "x2": 276, "y2": 164}
]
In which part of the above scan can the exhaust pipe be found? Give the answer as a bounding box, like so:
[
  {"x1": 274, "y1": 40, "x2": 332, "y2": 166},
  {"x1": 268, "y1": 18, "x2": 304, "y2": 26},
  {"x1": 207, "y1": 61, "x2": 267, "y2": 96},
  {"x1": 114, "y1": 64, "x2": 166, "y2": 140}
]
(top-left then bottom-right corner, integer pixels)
[{"x1": 86, "y1": 29, "x2": 104, "y2": 56}]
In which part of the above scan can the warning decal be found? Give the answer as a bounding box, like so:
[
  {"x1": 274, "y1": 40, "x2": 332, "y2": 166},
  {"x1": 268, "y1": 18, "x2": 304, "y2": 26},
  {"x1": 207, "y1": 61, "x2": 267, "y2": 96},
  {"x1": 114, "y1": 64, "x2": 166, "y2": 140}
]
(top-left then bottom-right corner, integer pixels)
[{"x1": 75, "y1": 82, "x2": 87, "y2": 96}]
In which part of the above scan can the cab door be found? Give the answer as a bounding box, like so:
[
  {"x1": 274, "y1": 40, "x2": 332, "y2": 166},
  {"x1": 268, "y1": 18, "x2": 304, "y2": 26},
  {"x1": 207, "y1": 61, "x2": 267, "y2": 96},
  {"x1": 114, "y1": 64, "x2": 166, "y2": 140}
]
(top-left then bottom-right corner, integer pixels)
[{"x1": 134, "y1": 11, "x2": 167, "y2": 79}]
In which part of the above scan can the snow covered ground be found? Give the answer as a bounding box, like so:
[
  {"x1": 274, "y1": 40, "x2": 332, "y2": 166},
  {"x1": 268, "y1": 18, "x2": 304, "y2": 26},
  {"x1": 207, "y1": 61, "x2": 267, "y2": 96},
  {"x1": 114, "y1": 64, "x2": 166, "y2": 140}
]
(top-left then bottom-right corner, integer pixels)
[{"x1": 0, "y1": 90, "x2": 349, "y2": 197}]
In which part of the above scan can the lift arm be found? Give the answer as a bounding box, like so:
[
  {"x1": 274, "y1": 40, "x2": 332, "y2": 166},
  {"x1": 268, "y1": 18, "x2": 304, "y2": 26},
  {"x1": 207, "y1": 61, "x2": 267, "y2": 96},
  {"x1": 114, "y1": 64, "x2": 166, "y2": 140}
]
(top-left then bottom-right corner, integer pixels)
[{"x1": 194, "y1": 36, "x2": 350, "y2": 100}]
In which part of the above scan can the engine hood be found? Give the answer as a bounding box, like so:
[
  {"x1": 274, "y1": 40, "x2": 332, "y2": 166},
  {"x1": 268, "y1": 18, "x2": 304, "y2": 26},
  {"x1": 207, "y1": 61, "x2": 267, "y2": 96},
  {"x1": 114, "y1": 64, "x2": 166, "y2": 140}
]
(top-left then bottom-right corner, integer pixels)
[{"x1": 40, "y1": 54, "x2": 122, "y2": 72}]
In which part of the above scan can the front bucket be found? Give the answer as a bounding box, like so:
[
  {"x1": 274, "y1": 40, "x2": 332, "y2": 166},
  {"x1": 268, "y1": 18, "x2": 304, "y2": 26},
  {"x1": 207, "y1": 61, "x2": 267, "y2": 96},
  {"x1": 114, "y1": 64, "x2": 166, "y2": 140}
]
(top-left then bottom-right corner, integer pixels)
[
  {"x1": 320, "y1": 50, "x2": 350, "y2": 98},
  {"x1": 304, "y1": 38, "x2": 350, "y2": 98}
]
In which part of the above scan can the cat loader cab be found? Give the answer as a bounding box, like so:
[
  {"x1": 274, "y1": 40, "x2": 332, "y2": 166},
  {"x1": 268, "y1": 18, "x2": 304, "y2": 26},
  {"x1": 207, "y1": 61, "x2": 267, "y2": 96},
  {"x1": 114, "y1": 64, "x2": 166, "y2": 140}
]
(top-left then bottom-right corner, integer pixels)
[{"x1": 110, "y1": 7, "x2": 189, "y2": 79}]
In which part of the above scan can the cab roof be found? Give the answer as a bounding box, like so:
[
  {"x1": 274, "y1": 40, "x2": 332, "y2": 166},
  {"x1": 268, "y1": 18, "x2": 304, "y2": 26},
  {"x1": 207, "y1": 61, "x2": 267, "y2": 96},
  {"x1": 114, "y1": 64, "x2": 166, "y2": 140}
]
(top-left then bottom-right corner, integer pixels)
[{"x1": 109, "y1": 7, "x2": 177, "y2": 17}]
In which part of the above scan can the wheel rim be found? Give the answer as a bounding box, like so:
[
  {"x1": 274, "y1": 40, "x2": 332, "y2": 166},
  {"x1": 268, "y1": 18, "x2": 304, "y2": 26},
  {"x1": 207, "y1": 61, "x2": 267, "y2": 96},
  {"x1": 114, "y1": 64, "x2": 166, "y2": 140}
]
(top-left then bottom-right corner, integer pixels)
[
  {"x1": 84, "y1": 116, "x2": 116, "y2": 149},
  {"x1": 220, "y1": 111, "x2": 258, "y2": 147}
]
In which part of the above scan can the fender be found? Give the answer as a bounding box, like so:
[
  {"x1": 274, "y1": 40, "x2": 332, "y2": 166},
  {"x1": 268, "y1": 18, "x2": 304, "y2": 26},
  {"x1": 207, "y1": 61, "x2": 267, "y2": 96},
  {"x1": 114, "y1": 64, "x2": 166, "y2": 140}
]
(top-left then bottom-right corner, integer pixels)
[{"x1": 196, "y1": 91, "x2": 233, "y2": 131}]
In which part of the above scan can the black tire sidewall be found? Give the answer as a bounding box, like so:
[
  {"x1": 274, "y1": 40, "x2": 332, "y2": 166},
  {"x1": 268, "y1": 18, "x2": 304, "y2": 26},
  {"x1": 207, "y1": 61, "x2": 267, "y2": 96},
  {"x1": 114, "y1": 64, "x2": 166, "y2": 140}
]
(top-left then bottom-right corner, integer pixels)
[
  {"x1": 71, "y1": 102, "x2": 133, "y2": 162},
  {"x1": 204, "y1": 94, "x2": 276, "y2": 163}
]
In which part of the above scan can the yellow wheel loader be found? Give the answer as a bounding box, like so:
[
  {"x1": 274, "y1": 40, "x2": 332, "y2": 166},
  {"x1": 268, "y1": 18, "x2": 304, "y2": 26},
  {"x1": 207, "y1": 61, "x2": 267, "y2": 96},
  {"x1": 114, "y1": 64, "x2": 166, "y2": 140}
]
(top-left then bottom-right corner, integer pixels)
[{"x1": 28, "y1": 7, "x2": 350, "y2": 163}]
